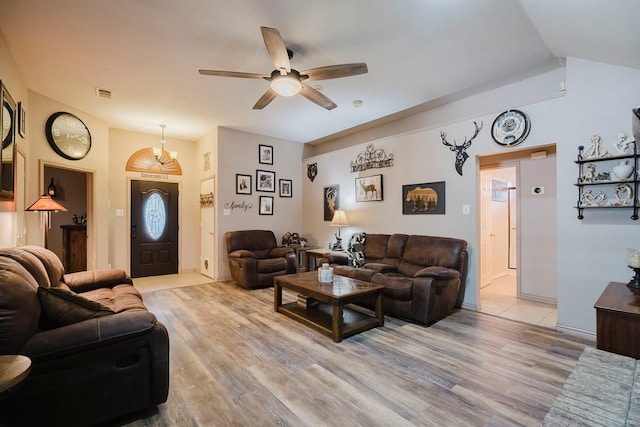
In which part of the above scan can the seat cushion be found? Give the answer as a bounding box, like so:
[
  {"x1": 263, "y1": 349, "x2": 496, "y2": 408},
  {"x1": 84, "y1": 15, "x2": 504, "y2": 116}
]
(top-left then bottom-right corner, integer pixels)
[
  {"x1": 257, "y1": 258, "x2": 288, "y2": 274},
  {"x1": 38, "y1": 287, "x2": 114, "y2": 328},
  {"x1": 81, "y1": 284, "x2": 147, "y2": 313},
  {"x1": 372, "y1": 274, "x2": 414, "y2": 301}
]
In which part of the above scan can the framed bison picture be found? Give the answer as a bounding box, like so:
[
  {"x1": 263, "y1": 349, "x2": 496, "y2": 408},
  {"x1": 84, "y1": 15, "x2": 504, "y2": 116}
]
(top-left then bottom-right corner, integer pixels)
[{"x1": 402, "y1": 181, "x2": 445, "y2": 214}]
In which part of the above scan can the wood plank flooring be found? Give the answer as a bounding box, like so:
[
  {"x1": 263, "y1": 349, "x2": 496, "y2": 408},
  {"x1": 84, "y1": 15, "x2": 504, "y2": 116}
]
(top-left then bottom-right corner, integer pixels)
[{"x1": 114, "y1": 281, "x2": 594, "y2": 427}]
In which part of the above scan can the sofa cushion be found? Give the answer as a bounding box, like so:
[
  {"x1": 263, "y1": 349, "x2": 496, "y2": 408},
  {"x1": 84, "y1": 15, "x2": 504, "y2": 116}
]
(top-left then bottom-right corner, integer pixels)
[
  {"x1": 363, "y1": 234, "x2": 390, "y2": 261},
  {"x1": 257, "y1": 257, "x2": 288, "y2": 274},
  {"x1": 38, "y1": 287, "x2": 114, "y2": 328},
  {"x1": 81, "y1": 284, "x2": 147, "y2": 313},
  {"x1": 0, "y1": 258, "x2": 41, "y2": 353},
  {"x1": 372, "y1": 274, "x2": 414, "y2": 301}
]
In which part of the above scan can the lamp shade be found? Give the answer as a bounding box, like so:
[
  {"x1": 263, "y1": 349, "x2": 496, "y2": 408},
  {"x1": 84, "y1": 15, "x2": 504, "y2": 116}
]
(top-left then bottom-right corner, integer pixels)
[
  {"x1": 330, "y1": 210, "x2": 349, "y2": 227},
  {"x1": 25, "y1": 195, "x2": 67, "y2": 212}
]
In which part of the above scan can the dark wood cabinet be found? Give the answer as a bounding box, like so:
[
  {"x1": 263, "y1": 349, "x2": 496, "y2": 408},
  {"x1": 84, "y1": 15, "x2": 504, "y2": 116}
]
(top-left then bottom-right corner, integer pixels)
[
  {"x1": 61, "y1": 225, "x2": 86, "y2": 273},
  {"x1": 594, "y1": 281, "x2": 640, "y2": 358}
]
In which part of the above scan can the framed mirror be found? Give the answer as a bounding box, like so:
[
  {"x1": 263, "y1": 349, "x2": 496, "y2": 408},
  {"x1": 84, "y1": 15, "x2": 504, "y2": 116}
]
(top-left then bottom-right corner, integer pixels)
[{"x1": 0, "y1": 81, "x2": 16, "y2": 200}]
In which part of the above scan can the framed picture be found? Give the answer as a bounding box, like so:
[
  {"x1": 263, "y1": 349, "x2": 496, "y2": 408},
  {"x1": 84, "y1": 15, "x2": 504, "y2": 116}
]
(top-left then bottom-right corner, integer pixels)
[
  {"x1": 491, "y1": 179, "x2": 508, "y2": 202},
  {"x1": 256, "y1": 169, "x2": 275, "y2": 192},
  {"x1": 259, "y1": 196, "x2": 273, "y2": 215},
  {"x1": 236, "y1": 174, "x2": 252, "y2": 195},
  {"x1": 324, "y1": 185, "x2": 339, "y2": 221},
  {"x1": 279, "y1": 179, "x2": 292, "y2": 197},
  {"x1": 402, "y1": 181, "x2": 446, "y2": 215},
  {"x1": 17, "y1": 101, "x2": 26, "y2": 137},
  {"x1": 259, "y1": 144, "x2": 273, "y2": 165},
  {"x1": 355, "y1": 174, "x2": 383, "y2": 202}
]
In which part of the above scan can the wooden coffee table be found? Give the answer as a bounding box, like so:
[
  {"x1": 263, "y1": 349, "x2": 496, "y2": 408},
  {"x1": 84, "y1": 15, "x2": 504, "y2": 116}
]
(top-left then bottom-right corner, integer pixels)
[{"x1": 274, "y1": 271, "x2": 384, "y2": 342}]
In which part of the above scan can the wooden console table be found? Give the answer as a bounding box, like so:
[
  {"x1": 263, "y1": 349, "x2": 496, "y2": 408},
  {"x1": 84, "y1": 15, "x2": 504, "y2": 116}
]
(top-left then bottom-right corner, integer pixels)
[
  {"x1": 594, "y1": 281, "x2": 640, "y2": 358},
  {"x1": 61, "y1": 224, "x2": 87, "y2": 273}
]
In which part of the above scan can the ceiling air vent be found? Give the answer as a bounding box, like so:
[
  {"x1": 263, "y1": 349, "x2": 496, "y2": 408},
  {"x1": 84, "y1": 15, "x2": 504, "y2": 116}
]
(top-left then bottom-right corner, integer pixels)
[{"x1": 95, "y1": 87, "x2": 112, "y2": 99}]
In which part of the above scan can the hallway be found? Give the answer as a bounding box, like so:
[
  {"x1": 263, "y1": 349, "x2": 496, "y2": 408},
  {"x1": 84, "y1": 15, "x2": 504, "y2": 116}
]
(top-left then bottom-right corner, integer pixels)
[{"x1": 479, "y1": 274, "x2": 557, "y2": 329}]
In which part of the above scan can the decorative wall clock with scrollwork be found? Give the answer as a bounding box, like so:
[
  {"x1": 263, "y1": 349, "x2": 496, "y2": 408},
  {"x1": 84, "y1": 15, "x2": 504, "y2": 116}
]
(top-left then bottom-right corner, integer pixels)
[{"x1": 491, "y1": 110, "x2": 530, "y2": 147}]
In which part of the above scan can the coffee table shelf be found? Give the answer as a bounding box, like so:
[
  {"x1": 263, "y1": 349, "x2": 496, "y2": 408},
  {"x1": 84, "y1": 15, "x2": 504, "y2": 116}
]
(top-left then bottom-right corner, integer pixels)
[{"x1": 279, "y1": 302, "x2": 381, "y2": 340}]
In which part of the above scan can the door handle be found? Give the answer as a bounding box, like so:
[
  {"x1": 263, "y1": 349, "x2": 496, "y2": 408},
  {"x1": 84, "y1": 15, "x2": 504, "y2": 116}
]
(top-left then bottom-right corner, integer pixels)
[
  {"x1": 131, "y1": 224, "x2": 137, "y2": 239},
  {"x1": 490, "y1": 233, "x2": 496, "y2": 237}
]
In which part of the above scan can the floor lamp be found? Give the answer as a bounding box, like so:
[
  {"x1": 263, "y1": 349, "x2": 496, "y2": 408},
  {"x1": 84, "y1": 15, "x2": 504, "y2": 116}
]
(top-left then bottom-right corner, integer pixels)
[
  {"x1": 25, "y1": 194, "x2": 67, "y2": 246},
  {"x1": 330, "y1": 209, "x2": 349, "y2": 251}
]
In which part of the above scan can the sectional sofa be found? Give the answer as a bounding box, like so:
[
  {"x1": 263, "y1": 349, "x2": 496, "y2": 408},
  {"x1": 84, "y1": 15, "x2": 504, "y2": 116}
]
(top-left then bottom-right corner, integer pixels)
[{"x1": 320, "y1": 233, "x2": 468, "y2": 325}]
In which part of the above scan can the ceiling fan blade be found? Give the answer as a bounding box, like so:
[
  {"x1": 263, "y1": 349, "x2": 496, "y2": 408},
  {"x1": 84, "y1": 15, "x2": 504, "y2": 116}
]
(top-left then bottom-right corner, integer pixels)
[
  {"x1": 199, "y1": 70, "x2": 267, "y2": 79},
  {"x1": 261, "y1": 27, "x2": 291, "y2": 73},
  {"x1": 300, "y1": 84, "x2": 337, "y2": 110},
  {"x1": 253, "y1": 88, "x2": 278, "y2": 110},
  {"x1": 301, "y1": 63, "x2": 368, "y2": 81}
]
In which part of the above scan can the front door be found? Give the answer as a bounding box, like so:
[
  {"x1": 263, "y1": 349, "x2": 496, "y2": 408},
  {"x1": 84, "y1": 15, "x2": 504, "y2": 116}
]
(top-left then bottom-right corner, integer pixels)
[{"x1": 130, "y1": 180, "x2": 178, "y2": 278}]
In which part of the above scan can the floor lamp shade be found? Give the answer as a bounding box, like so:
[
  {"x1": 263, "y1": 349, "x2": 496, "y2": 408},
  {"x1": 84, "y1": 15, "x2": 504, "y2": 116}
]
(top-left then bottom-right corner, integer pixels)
[{"x1": 25, "y1": 195, "x2": 67, "y2": 229}]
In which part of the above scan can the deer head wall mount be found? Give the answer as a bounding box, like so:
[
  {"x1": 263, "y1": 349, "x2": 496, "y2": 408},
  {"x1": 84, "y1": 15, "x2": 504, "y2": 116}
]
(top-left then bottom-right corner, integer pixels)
[{"x1": 441, "y1": 121, "x2": 483, "y2": 176}]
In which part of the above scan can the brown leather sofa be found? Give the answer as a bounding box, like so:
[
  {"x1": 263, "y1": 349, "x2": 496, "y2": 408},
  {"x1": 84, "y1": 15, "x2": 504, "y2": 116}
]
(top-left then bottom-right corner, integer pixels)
[
  {"x1": 0, "y1": 246, "x2": 169, "y2": 427},
  {"x1": 225, "y1": 230, "x2": 296, "y2": 288},
  {"x1": 320, "y1": 233, "x2": 468, "y2": 325}
]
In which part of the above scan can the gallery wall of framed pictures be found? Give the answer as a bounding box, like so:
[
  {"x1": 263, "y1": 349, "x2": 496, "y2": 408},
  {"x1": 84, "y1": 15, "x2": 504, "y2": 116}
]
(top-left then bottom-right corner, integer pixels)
[{"x1": 234, "y1": 143, "x2": 295, "y2": 215}]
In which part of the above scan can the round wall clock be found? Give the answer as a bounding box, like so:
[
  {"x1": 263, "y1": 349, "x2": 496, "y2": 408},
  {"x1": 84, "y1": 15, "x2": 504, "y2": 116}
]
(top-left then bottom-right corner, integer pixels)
[
  {"x1": 491, "y1": 110, "x2": 530, "y2": 147},
  {"x1": 45, "y1": 112, "x2": 92, "y2": 160}
]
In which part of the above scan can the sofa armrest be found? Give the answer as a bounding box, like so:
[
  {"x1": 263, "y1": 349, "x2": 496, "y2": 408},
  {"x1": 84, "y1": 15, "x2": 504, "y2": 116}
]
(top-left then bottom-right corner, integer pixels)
[
  {"x1": 363, "y1": 262, "x2": 396, "y2": 273},
  {"x1": 270, "y1": 246, "x2": 294, "y2": 257},
  {"x1": 228, "y1": 249, "x2": 257, "y2": 259},
  {"x1": 63, "y1": 269, "x2": 133, "y2": 292},
  {"x1": 321, "y1": 252, "x2": 349, "y2": 265},
  {"x1": 22, "y1": 311, "x2": 160, "y2": 361},
  {"x1": 414, "y1": 266, "x2": 460, "y2": 281}
]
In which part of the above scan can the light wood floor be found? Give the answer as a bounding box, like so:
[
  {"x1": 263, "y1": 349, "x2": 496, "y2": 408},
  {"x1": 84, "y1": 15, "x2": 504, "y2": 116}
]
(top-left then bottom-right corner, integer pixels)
[{"x1": 115, "y1": 277, "x2": 594, "y2": 427}]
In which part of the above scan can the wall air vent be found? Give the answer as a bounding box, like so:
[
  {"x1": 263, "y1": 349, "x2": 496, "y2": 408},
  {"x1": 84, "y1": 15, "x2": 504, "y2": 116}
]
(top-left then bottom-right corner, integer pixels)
[{"x1": 95, "y1": 87, "x2": 112, "y2": 99}]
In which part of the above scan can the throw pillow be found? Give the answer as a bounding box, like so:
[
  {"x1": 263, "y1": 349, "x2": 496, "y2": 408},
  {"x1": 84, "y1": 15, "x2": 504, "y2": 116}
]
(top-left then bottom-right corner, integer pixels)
[
  {"x1": 348, "y1": 232, "x2": 366, "y2": 267},
  {"x1": 38, "y1": 286, "x2": 114, "y2": 328}
]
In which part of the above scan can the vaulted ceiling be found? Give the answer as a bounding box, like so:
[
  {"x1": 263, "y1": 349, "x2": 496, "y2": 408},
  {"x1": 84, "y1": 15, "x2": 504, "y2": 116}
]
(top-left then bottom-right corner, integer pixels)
[{"x1": 0, "y1": 0, "x2": 638, "y2": 143}]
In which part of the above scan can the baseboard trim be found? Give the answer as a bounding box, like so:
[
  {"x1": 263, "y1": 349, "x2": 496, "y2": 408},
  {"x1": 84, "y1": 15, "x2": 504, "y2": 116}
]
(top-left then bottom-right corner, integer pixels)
[{"x1": 556, "y1": 323, "x2": 596, "y2": 341}]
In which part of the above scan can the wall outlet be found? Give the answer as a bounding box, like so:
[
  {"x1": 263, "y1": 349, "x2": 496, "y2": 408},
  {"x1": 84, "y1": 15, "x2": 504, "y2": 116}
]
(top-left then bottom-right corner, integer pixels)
[
  {"x1": 531, "y1": 186, "x2": 544, "y2": 195},
  {"x1": 462, "y1": 204, "x2": 470, "y2": 215}
]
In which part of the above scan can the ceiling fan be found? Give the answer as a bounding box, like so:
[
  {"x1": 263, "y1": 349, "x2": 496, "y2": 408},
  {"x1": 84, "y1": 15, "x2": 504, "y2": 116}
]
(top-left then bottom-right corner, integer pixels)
[{"x1": 199, "y1": 26, "x2": 368, "y2": 110}]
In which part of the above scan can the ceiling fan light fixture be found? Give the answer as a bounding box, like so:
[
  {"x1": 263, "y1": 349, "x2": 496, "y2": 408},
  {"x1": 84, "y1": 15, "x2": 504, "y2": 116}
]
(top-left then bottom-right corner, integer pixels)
[{"x1": 271, "y1": 75, "x2": 302, "y2": 97}]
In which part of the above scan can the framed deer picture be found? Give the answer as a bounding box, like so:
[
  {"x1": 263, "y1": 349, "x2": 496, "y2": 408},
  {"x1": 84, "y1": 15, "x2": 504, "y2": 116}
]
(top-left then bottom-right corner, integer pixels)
[
  {"x1": 355, "y1": 174, "x2": 383, "y2": 202},
  {"x1": 324, "y1": 185, "x2": 339, "y2": 221}
]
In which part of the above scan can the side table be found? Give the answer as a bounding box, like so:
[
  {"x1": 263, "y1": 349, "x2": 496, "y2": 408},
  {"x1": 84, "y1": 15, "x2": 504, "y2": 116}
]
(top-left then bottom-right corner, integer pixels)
[
  {"x1": 288, "y1": 245, "x2": 319, "y2": 271},
  {"x1": 594, "y1": 281, "x2": 640, "y2": 358},
  {"x1": 305, "y1": 248, "x2": 346, "y2": 270},
  {"x1": 0, "y1": 355, "x2": 31, "y2": 395}
]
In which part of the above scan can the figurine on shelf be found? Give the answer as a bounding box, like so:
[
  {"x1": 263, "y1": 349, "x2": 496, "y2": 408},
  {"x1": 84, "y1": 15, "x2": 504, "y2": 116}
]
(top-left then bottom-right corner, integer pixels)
[
  {"x1": 580, "y1": 164, "x2": 596, "y2": 183},
  {"x1": 614, "y1": 132, "x2": 635, "y2": 154},
  {"x1": 584, "y1": 134, "x2": 608, "y2": 159},
  {"x1": 614, "y1": 184, "x2": 634, "y2": 206},
  {"x1": 580, "y1": 190, "x2": 607, "y2": 207}
]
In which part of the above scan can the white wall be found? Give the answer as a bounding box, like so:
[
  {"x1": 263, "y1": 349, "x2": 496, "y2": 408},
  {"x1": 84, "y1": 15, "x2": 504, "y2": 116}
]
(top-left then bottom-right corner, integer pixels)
[
  {"x1": 303, "y1": 58, "x2": 640, "y2": 337},
  {"x1": 216, "y1": 127, "x2": 302, "y2": 280}
]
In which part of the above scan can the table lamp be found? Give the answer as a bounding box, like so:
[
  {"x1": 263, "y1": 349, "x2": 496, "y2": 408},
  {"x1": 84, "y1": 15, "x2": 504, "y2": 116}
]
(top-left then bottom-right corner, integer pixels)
[{"x1": 330, "y1": 210, "x2": 349, "y2": 251}]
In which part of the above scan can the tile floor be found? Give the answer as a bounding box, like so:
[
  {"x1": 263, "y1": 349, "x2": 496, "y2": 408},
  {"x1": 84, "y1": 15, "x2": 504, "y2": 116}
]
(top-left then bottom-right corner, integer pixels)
[{"x1": 479, "y1": 273, "x2": 558, "y2": 329}]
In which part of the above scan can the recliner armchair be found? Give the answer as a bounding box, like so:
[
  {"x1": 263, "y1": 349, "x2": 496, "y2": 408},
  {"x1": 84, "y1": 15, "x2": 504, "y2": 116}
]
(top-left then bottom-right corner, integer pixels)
[{"x1": 225, "y1": 230, "x2": 296, "y2": 288}]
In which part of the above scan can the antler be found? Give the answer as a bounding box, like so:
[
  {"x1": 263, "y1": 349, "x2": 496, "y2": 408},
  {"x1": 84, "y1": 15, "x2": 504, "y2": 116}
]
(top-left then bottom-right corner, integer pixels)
[{"x1": 441, "y1": 121, "x2": 483, "y2": 150}]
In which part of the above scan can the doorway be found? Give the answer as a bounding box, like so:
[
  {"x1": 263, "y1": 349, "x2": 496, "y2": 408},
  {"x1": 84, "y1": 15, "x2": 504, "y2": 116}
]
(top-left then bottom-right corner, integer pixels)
[
  {"x1": 130, "y1": 180, "x2": 179, "y2": 278},
  {"x1": 478, "y1": 146, "x2": 558, "y2": 328},
  {"x1": 43, "y1": 165, "x2": 90, "y2": 271}
]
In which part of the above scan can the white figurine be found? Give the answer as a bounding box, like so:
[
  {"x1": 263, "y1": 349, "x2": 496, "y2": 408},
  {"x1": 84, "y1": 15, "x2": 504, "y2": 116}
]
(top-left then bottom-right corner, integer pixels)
[
  {"x1": 580, "y1": 190, "x2": 607, "y2": 207},
  {"x1": 614, "y1": 132, "x2": 635, "y2": 154},
  {"x1": 584, "y1": 134, "x2": 608, "y2": 158}
]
